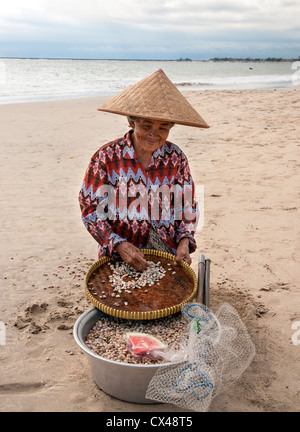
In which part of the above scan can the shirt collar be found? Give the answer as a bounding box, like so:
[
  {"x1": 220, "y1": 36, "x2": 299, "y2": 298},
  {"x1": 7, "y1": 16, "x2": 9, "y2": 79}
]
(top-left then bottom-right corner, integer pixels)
[{"x1": 122, "y1": 130, "x2": 137, "y2": 159}]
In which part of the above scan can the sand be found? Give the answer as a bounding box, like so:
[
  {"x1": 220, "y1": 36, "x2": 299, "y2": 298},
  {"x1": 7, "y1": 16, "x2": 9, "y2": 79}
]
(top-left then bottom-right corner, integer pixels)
[{"x1": 0, "y1": 88, "x2": 299, "y2": 412}]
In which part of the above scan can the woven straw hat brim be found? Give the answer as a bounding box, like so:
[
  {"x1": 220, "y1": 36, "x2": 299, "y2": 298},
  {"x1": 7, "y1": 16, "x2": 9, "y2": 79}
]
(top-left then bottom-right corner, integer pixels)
[{"x1": 97, "y1": 69, "x2": 209, "y2": 129}]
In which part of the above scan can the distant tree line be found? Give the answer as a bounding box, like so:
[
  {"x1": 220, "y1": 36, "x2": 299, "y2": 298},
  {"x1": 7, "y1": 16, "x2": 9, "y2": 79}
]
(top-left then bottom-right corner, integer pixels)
[{"x1": 210, "y1": 57, "x2": 296, "y2": 62}]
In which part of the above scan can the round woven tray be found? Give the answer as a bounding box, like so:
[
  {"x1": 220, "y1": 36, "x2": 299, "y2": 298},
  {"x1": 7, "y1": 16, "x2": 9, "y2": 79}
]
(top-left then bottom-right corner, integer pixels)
[{"x1": 85, "y1": 249, "x2": 197, "y2": 320}]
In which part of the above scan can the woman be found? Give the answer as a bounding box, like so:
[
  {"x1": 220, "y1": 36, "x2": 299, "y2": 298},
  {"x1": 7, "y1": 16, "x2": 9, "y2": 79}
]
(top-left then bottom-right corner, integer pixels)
[{"x1": 79, "y1": 69, "x2": 209, "y2": 271}]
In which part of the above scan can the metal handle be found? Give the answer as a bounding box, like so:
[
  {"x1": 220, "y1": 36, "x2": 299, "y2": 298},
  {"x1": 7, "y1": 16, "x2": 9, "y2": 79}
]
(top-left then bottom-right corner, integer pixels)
[
  {"x1": 197, "y1": 254, "x2": 206, "y2": 304},
  {"x1": 204, "y1": 259, "x2": 211, "y2": 308},
  {"x1": 197, "y1": 255, "x2": 210, "y2": 307}
]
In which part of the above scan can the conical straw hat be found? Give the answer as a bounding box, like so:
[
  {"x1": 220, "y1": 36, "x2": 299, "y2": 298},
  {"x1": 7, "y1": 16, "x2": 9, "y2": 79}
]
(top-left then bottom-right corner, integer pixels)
[{"x1": 97, "y1": 69, "x2": 209, "y2": 128}]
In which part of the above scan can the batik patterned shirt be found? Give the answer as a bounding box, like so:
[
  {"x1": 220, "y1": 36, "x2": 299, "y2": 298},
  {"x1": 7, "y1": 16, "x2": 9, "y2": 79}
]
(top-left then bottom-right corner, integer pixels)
[{"x1": 79, "y1": 130, "x2": 198, "y2": 258}]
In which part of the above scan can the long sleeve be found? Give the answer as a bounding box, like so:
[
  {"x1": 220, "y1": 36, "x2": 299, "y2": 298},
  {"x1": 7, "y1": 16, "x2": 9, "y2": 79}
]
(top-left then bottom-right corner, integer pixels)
[
  {"x1": 174, "y1": 152, "x2": 198, "y2": 253},
  {"x1": 78, "y1": 150, "x2": 127, "y2": 257}
]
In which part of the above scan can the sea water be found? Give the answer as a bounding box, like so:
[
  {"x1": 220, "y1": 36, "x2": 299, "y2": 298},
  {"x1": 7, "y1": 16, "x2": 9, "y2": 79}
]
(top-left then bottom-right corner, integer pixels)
[{"x1": 0, "y1": 58, "x2": 296, "y2": 104}]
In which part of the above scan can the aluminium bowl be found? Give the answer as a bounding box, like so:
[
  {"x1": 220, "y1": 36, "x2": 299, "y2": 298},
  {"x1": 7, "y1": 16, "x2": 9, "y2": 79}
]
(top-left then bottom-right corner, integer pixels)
[{"x1": 73, "y1": 307, "x2": 181, "y2": 404}]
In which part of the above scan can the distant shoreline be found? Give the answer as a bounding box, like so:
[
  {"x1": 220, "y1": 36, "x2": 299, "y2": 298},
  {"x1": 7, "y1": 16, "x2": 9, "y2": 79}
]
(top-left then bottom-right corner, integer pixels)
[{"x1": 0, "y1": 57, "x2": 299, "y2": 63}]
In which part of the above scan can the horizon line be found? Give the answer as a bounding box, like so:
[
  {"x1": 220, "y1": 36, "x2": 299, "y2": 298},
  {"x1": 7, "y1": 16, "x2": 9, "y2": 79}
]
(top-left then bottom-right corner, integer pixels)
[{"x1": 0, "y1": 56, "x2": 299, "y2": 62}]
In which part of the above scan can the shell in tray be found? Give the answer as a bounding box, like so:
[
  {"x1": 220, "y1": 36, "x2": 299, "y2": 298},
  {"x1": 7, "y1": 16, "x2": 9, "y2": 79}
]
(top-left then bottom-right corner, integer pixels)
[{"x1": 85, "y1": 249, "x2": 197, "y2": 320}]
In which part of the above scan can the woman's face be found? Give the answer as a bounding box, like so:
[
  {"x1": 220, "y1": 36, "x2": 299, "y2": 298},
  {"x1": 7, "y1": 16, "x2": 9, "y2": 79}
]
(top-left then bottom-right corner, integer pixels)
[{"x1": 129, "y1": 118, "x2": 173, "y2": 156}]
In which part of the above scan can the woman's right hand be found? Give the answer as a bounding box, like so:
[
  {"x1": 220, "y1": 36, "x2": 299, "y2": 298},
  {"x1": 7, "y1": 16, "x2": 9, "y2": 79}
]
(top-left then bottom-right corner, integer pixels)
[{"x1": 114, "y1": 242, "x2": 150, "y2": 271}]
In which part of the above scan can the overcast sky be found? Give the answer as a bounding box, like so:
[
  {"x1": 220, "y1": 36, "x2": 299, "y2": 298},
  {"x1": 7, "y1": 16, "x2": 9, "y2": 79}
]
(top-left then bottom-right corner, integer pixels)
[{"x1": 0, "y1": 0, "x2": 299, "y2": 59}]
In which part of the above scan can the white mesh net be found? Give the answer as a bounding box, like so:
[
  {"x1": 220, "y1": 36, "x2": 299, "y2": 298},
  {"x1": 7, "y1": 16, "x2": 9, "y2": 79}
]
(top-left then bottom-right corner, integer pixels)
[{"x1": 145, "y1": 302, "x2": 255, "y2": 411}]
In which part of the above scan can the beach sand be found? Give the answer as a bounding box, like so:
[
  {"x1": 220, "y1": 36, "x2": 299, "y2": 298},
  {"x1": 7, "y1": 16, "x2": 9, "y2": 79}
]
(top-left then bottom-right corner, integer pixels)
[{"x1": 0, "y1": 88, "x2": 299, "y2": 412}]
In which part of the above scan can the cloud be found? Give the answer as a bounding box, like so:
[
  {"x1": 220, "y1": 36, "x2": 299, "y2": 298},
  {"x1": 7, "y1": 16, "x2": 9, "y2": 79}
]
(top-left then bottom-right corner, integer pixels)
[
  {"x1": 0, "y1": 0, "x2": 299, "y2": 58},
  {"x1": 1, "y1": 0, "x2": 299, "y2": 30}
]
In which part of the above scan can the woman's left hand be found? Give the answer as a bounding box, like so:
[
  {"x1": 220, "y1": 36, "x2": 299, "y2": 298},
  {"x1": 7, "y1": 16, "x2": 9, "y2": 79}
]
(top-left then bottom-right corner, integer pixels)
[{"x1": 175, "y1": 238, "x2": 192, "y2": 265}]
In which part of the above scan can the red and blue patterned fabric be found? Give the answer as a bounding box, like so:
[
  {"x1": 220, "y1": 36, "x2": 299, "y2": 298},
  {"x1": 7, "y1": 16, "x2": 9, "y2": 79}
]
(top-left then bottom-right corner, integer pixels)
[{"x1": 79, "y1": 130, "x2": 198, "y2": 258}]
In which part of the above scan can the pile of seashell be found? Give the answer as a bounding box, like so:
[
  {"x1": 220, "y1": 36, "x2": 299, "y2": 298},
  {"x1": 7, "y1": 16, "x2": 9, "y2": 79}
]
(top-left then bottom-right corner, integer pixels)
[
  {"x1": 85, "y1": 313, "x2": 186, "y2": 364},
  {"x1": 108, "y1": 261, "x2": 167, "y2": 296}
]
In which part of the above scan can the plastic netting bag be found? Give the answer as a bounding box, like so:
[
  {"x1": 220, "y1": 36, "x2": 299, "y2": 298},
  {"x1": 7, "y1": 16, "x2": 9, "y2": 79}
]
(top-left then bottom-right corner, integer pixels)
[{"x1": 146, "y1": 302, "x2": 255, "y2": 411}]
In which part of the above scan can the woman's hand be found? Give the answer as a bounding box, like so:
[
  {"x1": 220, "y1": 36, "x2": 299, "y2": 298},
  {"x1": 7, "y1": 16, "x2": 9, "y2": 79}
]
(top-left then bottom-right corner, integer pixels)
[
  {"x1": 175, "y1": 238, "x2": 192, "y2": 265},
  {"x1": 115, "y1": 241, "x2": 150, "y2": 271}
]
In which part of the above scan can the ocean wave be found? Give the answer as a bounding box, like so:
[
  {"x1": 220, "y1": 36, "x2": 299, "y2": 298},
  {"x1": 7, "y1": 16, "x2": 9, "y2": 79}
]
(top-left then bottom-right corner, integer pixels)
[
  {"x1": 175, "y1": 81, "x2": 213, "y2": 87},
  {"x1": 0, "y1": 58, "x2": 295, "y2": 104},
  {"x1": 177, "y1": 74, "x2": 292, "y2": 86},
  {"x1": 174, "y1": 74, "x2": 294, "y2": 91}
]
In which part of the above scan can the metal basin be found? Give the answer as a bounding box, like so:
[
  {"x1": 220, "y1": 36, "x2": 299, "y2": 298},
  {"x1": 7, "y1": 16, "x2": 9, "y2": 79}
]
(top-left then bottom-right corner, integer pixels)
[
  {"x1": 73, "y1": 255, "x2": 210, "y2": 403},
  {"x1": 73, "y1": 307, "x2": 179, "y2": 404}
]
